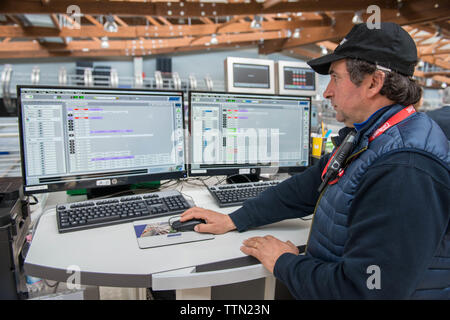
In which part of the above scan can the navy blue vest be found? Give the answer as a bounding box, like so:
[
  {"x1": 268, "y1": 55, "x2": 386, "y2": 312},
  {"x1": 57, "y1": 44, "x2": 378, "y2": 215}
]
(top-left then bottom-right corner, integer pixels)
[{"x1": 306, "y1": 104, "x2": 450, "y2": 299}]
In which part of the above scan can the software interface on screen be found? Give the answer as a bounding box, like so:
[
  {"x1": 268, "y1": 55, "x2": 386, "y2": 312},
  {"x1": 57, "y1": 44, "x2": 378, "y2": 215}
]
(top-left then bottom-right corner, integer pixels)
[
  {"x1": 283, "y1": 66, "x2": 316, "y2": 91},
  {"x1": 190, "y1": 92, "x2": 310, "y2": 174},
  {"x1": 19, "y1": 88, "x2": 185, "y2": 193},
  {"x1": 233, "y1": 63, "x2": 270, "y2": 88}
]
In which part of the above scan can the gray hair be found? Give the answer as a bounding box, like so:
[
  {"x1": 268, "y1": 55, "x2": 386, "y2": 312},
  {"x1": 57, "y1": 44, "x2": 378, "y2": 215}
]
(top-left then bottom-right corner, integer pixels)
[{"x1": 345, "y1": 58, "x2": 422, "y2": 107}]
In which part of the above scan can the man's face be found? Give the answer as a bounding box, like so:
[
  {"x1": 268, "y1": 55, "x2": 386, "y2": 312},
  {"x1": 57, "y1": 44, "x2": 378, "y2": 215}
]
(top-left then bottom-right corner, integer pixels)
[{"x1": 323, "y1": 59, "x2": 368, "y2": 127}]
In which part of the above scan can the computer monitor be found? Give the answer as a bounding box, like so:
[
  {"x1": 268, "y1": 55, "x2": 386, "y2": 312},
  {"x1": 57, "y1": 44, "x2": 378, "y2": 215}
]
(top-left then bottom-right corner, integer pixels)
[
  {"x1": 225, "y1": 57, "x2": 275, "y2": 94},
  {"x1": 17, "y1": 86, "x2": 186, "y2": 195},
  {"x1": 188, "y1": 91, "x2": 311, "y2": 177},
  {"x1": 276, "y1": 61, "x2": 318, "y2": 96}
]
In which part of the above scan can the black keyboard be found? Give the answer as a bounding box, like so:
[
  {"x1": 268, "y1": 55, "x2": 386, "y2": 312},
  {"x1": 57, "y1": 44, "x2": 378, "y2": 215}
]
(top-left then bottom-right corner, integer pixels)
[
  {"x1": 56, "y1": 190, "x2": 192, "y2": 233},
  {"x1": 207, "y1": 180, "x2": 281, "y2": 207}
]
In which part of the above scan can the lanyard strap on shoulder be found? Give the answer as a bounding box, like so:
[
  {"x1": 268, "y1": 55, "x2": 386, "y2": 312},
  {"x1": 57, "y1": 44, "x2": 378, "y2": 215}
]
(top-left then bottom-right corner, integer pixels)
[{"x1": 368, "y1": 105, "x2": 416, "y2": 142}]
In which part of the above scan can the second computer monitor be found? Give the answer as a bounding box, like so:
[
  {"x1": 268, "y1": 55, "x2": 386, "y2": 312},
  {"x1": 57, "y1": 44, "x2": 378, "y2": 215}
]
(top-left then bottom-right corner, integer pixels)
[{"x1": 189, "y1": 91, "x2": 311, "y2": 176}]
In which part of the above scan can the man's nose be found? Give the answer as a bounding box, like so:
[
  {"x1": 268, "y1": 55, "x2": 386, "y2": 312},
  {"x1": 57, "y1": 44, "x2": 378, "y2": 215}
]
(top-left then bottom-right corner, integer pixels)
[{"x1": 323, "y1": 82, "x2": 333, "y2": 100}]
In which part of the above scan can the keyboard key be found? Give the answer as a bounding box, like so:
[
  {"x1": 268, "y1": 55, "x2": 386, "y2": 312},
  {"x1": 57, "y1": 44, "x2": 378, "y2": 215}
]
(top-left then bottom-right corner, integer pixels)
[{"x1": 87, "y1": 214, "x2": 121, "y2": 225}]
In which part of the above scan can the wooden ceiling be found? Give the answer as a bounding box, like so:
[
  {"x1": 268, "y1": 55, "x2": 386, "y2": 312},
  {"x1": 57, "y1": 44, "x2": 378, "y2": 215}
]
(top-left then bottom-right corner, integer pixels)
[{"x1": 0, "y1": 0, "x2": 448, "y2": 84}]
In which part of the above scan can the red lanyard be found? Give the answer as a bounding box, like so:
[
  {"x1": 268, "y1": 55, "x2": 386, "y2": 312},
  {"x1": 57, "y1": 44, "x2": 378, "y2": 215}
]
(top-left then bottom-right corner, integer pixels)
[
  {"x1": 321, "y1": 105, "x2": 416, "y2": 185},
  {"x1": 368, "y1": 105, "x2": 416, "y2": 142}
]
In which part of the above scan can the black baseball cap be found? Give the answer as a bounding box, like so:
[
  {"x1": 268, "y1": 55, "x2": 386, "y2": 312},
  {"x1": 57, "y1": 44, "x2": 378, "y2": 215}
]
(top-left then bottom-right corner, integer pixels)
[{"x1": 307, "y1": 22, "x2": 417, "y2": 77}]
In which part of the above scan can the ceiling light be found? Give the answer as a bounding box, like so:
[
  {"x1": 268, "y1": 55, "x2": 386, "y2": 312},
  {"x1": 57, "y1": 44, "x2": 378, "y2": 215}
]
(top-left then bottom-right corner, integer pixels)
[
  {"x1": 104, "y1": 15, "x2": 118, "y2": 33},
  {"x1": 210, "y1": 33, "x2": 218, "y2": 45},
  {"x1": 101, "y1": 36, "x2": 109, "y2": 48},
  {"x1": 352, "y1": 11, "x2": 364, "y2": 24},
  {"x1": 293, "y1": 28, "x2": 301, "y2": 39},
  {"x1": 320, "y1": 45, "x2": 328, "y2": 55}
]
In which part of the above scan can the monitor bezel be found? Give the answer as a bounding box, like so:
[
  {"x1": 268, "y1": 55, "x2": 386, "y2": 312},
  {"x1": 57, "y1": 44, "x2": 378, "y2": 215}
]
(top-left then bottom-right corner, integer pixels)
[
  {"x1": 225, "y1": 57, "x2": 276, "y2": 94},
  {"x1": 17, "y1": 85, "x2": 187, "y2": 195},
  {"x1": 187, "y1": 90, "x2": 311, "y2": 177},
  {"x1": 276, "y1": 60, "x2": 318, "y2": 96}
]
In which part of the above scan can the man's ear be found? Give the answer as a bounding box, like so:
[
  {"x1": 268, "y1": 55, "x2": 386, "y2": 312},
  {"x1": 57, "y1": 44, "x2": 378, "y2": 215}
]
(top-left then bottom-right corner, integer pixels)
[{"x1": 367, "y1": 70, "x2": 386, "y2": 97}]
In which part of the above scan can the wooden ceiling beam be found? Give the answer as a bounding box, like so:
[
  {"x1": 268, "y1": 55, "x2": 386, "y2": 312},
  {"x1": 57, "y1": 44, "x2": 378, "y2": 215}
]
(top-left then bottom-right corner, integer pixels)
[
  {"x1": 259, "y1": 13, "x2": 353, "y2": 54},
  {"x1": 49, "y1": 14, "x2": 61, "y2": 31},
  {"x1": 0, "y1": 0, "x2": 397, "y2": 17},
  {"x1": 6, "y1": 14, "x2": 25, "y2": 28},
  {"x1": 84, "y1": 14, "x2": 103, "y2": 28},
  {"x1": 260, "y1": 0, "x2": 450, "y2": 55},
  {"x1": 0, "y1": 30, "x2": 290, "y2": 54},
  {"x1": 317, "y1": 41, "x2": 338, "y2": 51},
  {"x1": 417, "y1": 70, "x2": 450, "y2": 77},
  {"x1": 145, "y1": 16, "x2": 161, "y2": 27},
  {"x1": 432, "y1": 75, "x2": 450, "y2": 85},
  {"x1": 421, "y1": 56, "x2": 450, "y2": 70},
  {"x1": 0, "y1": 17, "x2": 333, "y2": 39},
  {"x1": 397, "y1": 0, "x2": 450, "y2": 26},
  {"x1": 158, "y1": 17, "x2": 172, "y2": 26},
  {"x1": 263, "y1": 0, "x2": 284, "y2": 10},
  {"x1": 0, "y1": 40, "x2": 260, "y2": 60},
  {"x1": 114, "y1": 16, "x2": 128, "y2": 27},
  {"x1": 420, "y1": 49, "x2": 450, "y2": 57}
]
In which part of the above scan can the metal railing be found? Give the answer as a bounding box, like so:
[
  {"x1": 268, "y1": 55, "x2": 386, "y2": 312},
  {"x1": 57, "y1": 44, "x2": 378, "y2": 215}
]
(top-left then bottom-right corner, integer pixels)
[{"x1": 1, "y1": 65, "x2": 225, "y2": 100}]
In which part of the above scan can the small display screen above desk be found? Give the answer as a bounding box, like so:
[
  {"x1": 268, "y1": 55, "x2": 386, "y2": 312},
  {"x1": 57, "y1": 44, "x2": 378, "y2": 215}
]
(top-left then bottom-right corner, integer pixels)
[
  {"x1": 283, "y1": 66, "x2": 316, "y2": 91},
  {"x1": 233, "y1": 63, "x2": 270, "y2": 89}
]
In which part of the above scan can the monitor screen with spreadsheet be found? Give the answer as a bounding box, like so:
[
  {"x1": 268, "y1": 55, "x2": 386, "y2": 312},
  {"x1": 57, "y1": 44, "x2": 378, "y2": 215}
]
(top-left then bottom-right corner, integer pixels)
[
  {"x1": 188, "y1": 91, "x2": 311, "y2": 176},
  {"x1": 17, "y1": 86, "x2": 186, "y2": 195}
]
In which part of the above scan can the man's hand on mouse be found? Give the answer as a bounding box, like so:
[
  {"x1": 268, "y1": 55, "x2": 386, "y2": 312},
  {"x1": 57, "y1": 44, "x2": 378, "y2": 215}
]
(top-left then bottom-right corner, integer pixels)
[
  {"x1": 180, "y1": 207, "x2": 236, "y2": 234},
  {"x1": 241, "y1": 235, "x2": 299, "y2": 273}
]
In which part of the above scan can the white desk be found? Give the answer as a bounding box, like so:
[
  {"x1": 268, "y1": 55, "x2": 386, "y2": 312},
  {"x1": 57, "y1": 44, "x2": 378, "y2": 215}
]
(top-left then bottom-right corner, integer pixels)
[{"x1": 24, "y1": 180, "x2": 311, "y2": 299}]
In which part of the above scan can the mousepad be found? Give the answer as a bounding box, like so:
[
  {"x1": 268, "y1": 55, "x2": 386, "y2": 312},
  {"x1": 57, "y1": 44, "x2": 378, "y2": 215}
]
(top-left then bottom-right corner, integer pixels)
[{"x1": 133, "y1": 221, "x2": 214, "y2": 249}]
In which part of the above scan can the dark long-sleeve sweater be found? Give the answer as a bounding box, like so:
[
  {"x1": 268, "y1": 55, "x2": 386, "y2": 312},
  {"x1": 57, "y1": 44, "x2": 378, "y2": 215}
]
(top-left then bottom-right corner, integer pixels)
[{"x1": 229, "y1": 139, "x2": 450, "y2": 299}]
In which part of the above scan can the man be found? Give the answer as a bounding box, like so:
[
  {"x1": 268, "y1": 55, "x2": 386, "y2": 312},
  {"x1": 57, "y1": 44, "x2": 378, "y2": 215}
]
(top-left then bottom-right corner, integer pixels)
[
  {"x1": 181, "y1": 23, "x2": 450, "y2": 299},
  {"x1": 426, "y1": 87, "x2": 450, "y2": 139}
]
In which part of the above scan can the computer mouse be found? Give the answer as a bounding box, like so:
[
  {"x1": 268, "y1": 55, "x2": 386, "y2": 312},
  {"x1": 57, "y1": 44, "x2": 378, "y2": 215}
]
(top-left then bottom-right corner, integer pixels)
[{"x1": 170, "y1": 218, "x2": 206, "y2": 232}]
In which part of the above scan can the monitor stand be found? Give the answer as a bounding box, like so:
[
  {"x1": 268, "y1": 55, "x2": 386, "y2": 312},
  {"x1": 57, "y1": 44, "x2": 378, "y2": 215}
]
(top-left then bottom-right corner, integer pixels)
[
  {"x1": 86, "y1": 185, "x2": 133, "y2": 200},
  {"x1": 226, "y1": 173, "x2": 260, "y2": 184}
]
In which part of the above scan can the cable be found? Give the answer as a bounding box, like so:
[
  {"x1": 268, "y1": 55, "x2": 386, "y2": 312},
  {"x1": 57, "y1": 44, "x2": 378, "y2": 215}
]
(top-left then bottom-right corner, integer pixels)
[
  {"x1": 226, "y1": 174, "x2": 253, "y2": 184},
  {"x1": 167, "y1": 215, "x2": 181, "y2": 228},
  {"x1": 30, "y1": 205, "x2": 57, "y2": 241},
  {"x1": 27, "y1": 195, "x2": 39, "y2": 205}
]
